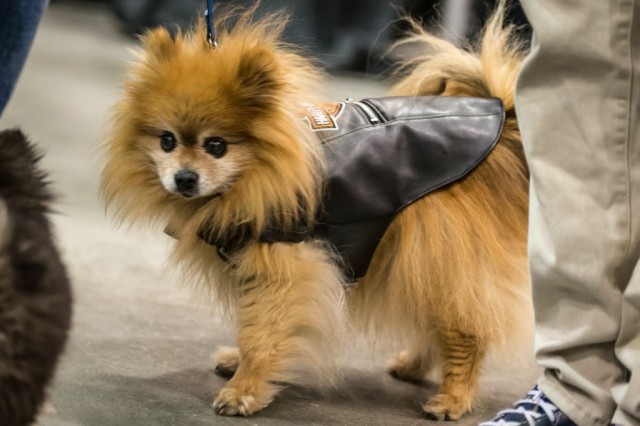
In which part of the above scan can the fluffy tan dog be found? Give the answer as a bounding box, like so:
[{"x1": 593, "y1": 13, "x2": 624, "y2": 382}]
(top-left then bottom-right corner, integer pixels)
[{"x1": 101, "y1": 4, "x2": 530, "y2": 420}]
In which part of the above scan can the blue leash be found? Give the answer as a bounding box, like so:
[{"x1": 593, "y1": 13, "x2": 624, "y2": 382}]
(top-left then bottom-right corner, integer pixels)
[{"x1": 204, "y1": 0, "x2": 217, "y2": 47}]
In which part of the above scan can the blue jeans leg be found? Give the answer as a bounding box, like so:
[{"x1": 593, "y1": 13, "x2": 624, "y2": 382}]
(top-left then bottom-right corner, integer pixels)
[{"x1": 0, "y1": 0, "x2": 49, "y2": 116}]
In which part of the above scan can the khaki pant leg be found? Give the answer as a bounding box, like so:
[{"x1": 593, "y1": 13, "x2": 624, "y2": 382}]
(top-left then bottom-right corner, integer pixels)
[
  {"x1": 518, "y1": 0, "x2": 637, "y2": 424},
  {"x1": 611, "y1": 2, "x2": 640, "y2": 424}
]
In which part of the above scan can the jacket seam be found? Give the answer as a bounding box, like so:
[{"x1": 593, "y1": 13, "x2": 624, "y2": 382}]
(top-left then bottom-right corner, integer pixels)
[{"x1": 320, "y1": 110, "x2": 504, "y2": 145}]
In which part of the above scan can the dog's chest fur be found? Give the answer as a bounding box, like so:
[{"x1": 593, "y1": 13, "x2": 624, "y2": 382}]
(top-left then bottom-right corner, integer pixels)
[{"x1": 200, "y1": 96, "x2": 505, "y2": 279}]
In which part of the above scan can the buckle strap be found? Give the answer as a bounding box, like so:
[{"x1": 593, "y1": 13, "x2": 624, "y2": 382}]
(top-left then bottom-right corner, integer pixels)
[
  {"x1": 197, "y1": 222, "x2": 310, "y2": 262},
  {"x1": 259, "y1": 222, "x2": 310, "y2": 244}
]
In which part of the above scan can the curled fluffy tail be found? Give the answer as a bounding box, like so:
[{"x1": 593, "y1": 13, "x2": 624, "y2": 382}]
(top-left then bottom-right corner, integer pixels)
[{"x1": 390, "y1": 3, "x2": 526, "y2": 113}]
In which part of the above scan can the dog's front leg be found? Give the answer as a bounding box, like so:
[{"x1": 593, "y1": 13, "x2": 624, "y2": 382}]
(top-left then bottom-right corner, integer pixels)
[
  {"x1": 212, "y1": 272, "x2": 284, "y2": 416},
  {"x1": 213, "y1": 242, "x2": 345, "y2": 416}
]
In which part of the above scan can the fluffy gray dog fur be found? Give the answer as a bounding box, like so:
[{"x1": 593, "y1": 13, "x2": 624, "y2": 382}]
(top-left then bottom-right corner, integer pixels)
[{"x1": 0, "y1": 129, "x2": 72, "y2": 426}]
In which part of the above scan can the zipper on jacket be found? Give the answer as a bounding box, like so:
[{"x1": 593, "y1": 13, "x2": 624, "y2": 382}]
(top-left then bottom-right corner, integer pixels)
[{"x1": 346, "y1": 99, "x2": 381, "y2": 124}]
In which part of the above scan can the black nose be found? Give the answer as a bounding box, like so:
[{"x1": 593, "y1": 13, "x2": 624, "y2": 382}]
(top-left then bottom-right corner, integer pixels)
[{"x1": 174, "y1": 169, "x2": 199, "y2": 193}]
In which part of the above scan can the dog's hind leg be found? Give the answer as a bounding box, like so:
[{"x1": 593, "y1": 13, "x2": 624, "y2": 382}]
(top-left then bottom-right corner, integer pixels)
[
  {"x1": 212, "y1": 242, "x2": 345, "y2": 416},
  {"x1": 422, "y1": 328, "x2": 486, "y2": 421}
]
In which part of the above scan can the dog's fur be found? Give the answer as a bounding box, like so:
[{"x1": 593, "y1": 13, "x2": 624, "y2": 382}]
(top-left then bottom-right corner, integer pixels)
[
  {"x1": 0, "y1": 129, "x2": 72, "y2": 426},
  {"x1": 101, "y1": 4, "x2": 530, "y2": 420}
]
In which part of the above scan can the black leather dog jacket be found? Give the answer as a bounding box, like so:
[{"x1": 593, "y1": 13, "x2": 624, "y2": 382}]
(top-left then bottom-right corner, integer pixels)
[{"x1": 198, "y1": 96, "x2": 505, "y2": 280}]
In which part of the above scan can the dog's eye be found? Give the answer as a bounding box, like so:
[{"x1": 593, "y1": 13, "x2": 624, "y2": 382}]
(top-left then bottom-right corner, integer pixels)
[
  {"x1": 203, "y1": 137, "x2": 227, "y2": 158},
  {"x1": 160, "y1": 131, "x2": 176, "y2": 152}
]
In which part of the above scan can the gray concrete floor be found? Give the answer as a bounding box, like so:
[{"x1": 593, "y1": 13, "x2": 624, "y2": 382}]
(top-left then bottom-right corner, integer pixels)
[{"x1": 0, "y1": 2, "x2": 538, "y2": 425}]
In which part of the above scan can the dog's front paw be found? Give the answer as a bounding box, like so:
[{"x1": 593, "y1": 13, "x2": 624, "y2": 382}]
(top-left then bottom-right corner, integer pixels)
[
  {"x1": 213, "y1": 387, "x2": 266, "y2": 416},
  {"x1": 213, "y1": 346, "x2": 240, "y2": 378},
  {"x1": 422, "y1": 393, "x2": 469, "y2": 421}
]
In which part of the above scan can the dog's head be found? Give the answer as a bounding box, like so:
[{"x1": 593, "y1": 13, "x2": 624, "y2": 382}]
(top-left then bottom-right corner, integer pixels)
[{"x1": 101, "y1": 9, "x2": 325, "y2": 235}]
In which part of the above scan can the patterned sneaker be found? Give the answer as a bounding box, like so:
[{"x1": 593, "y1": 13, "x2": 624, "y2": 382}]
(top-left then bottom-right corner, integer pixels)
[{"x1": 480, "y1": 386, "x2": 576, "y2": 426}]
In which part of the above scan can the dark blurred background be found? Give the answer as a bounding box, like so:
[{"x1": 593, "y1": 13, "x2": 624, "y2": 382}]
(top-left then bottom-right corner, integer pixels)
[{"x1": 69, "y1": 0, "x2": 530, "y2": 75}]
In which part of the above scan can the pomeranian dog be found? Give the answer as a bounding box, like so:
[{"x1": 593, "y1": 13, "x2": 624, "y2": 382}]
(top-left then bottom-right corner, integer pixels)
[
  {"x1": 101, "y1": 3, "x2": 530, "y2": 420},
  {"x1": 0, "y1": 129, "x2": 73, "y2": 426}
]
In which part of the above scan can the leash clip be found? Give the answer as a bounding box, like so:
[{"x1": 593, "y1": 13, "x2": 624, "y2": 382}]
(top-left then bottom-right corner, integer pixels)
[{"x1": 204, "y1": 0, "x2": 218, "y2": 48}]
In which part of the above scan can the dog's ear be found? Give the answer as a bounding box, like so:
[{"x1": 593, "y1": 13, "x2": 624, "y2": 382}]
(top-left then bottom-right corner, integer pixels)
[
  {"x1": 235, "y1": 45, "x2": 282, "y2": 110},
  {"x1": 141, "y1": 27, "x2": 176, "y2": 63}
]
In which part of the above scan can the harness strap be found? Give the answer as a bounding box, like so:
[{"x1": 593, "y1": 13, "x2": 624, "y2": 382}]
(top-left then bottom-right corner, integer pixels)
[{"x1": 196, "y1": 222, "x2": 310, "y2": 262}]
